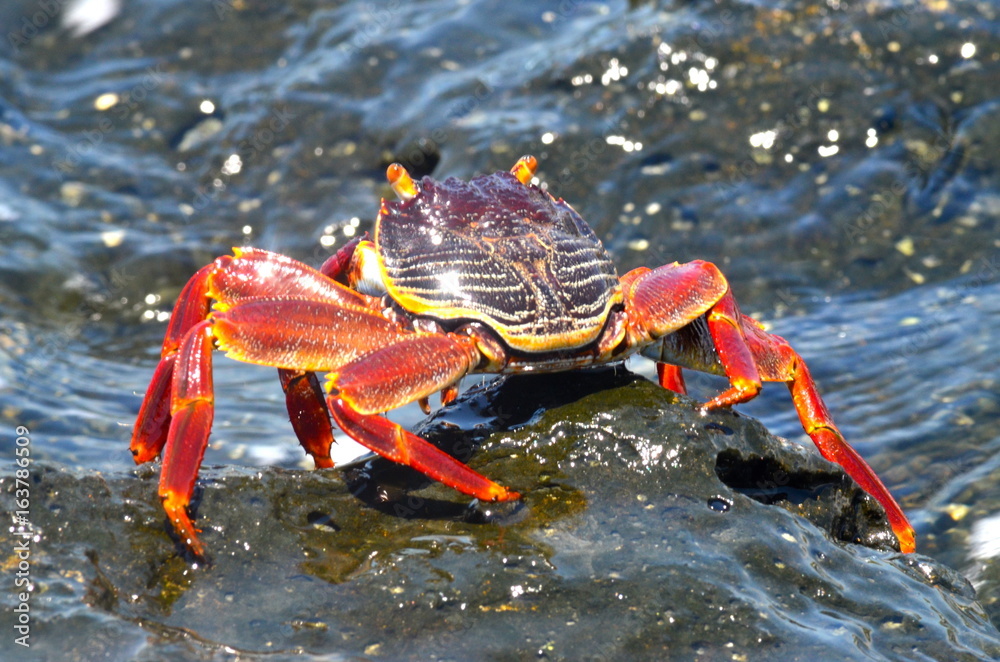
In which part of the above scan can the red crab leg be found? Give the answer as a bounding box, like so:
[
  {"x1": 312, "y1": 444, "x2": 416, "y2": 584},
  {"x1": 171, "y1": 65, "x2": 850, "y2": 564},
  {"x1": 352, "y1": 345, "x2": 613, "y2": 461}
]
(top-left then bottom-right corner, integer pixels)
[
  {"x1": 656, "y1": 363, "x2": 687, "y2": 394},
  {"x1": 132, "y1": 249, "x2": 376, "y2": 468},
  {"x1": 625, "y1": 261, "x2": 915, "y2": 553},
  {"x1": 701, "y1": 291, "x2": 762, "y2": 410},
  {"x1": 159, "y1": 319, "x2": 215, "y2": 559},
  {"x1": 130, "y1": 354, "x2": 176, "y2": 464},
  {"x1": 330, "y1": 401, "x2": 518, "y2": 502},
  {"x1": 211, "y1": 299, "x2": 410, "y2": 370},
  {"x1": 209, "y1": 294, "x2": 413, "y2": 470},
  {"x1": 277, "y1": 237, "x2": 368, "y2": 469},
  {"x1": 209, "y1": 248, "x2": 374, "y2": 309},
  {"x1": 215, "y1": 246, "x2": 389, "y2": 468},
  {"x1": 132, "y1": 249, "x2": 391, "y2": 554},
  {"x1": 216, "y1": 300, "x2": 518, "y2": 498},
  {"x1": 702, "y1": 296, "x2": 915, "y2": 552},
  {"x1": 737, "y1": 321, "x2": 916, "y2": 554},
  {"x1": 326, "y1": 333, "x2": 519, "y2": 502},
  {"x1": 131, "y1": 264, "x2": 215, "y2": 463},
  {"x1": 279, "y1": 369, "x2": 336, "y2": 468}
]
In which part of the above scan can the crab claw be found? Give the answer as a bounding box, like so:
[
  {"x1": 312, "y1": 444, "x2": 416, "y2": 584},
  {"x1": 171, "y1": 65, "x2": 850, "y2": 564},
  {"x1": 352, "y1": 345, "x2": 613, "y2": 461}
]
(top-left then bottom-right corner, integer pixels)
[{"x1": 387, "y1": 163, "x2": 419, "y2": 201}]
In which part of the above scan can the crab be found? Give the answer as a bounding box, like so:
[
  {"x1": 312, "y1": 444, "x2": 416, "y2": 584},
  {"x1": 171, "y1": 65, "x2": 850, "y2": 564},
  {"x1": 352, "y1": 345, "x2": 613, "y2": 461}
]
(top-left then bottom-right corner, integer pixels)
[{"x1": 131, "y1": 155, "x2": 915, "y2": 557}]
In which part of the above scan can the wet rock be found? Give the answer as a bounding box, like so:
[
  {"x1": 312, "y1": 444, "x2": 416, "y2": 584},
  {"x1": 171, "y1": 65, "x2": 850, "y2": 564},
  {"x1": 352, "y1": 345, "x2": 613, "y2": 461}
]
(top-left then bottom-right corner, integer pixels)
[{"x1": 3, "y1": 369, "x2": 999, "y2": 661}]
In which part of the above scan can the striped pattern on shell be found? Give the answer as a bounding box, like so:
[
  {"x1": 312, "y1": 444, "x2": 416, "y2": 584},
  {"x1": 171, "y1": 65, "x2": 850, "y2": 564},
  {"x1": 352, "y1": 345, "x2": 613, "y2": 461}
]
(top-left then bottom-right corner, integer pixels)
[{"x1": 376, "y1": 170, "x2": 622, "y2": 353}]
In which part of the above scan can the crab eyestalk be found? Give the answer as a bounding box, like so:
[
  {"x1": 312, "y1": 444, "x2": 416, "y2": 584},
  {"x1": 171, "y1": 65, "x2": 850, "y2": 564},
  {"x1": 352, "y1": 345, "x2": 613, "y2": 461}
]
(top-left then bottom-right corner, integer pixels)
[
  {"x1": 387, "y1": 163, "x2": 419, "y2": 201},
  {"x1": 511, "y1": 155, "x2": 538, "y2": 184}
]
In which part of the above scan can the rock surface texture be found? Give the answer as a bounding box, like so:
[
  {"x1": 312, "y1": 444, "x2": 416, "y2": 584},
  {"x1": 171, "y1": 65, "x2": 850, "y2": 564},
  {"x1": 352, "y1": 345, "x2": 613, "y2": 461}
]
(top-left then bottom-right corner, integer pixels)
[{"x1": 4, "y1": 370, "x2": 999, "y2": 660}]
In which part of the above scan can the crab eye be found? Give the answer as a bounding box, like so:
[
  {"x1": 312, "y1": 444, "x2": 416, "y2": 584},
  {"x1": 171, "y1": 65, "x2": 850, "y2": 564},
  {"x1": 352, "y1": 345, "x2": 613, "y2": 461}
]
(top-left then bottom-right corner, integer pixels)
[
  {"x1": 510, "y1": 155, "x2": 538, "y2": 185},
  {"x1": 386, "y1": 163, "x2": 419, "y2": 201}
]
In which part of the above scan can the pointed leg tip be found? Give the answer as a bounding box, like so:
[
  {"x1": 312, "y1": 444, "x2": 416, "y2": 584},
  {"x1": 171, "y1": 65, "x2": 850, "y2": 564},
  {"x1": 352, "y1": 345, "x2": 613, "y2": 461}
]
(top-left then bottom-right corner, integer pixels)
[
  {"x1": 182, "y1": 535, "x2": 207, "y2": 561},
  {"x1": 176, "y1": 524, "x2": 207, "y2": 560},
  {"x1": 130, "y1": 444, "x2": 158, "y2": 465},
  {"x1": 191, "y1": 544, "x2": 208, "y2": 561},
  {"x1": 494, "y1": 487, "x2": 522, "y2": 502},
  {"x1": 162, "y1": 493, "x2": 206, "y2": 559},
  {"x1": 313, "y1": 456, "x2": 335, "y2": 470},
  {"x1": 896, "y1": 527, "x2": 916, "y2": 554}
]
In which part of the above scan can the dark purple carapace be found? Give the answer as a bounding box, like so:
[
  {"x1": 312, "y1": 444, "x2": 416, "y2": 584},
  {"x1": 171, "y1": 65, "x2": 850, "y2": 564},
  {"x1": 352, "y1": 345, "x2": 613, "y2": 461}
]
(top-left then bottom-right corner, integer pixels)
[{"x1": 375, "y1": 170, "x2": 622, "y2": 352}]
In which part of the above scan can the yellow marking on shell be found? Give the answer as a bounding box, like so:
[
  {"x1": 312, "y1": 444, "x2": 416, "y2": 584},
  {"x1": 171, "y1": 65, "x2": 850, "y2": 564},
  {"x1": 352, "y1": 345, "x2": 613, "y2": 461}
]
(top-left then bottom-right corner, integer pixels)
[
  {"x1": 350, "y1": 241, "x2": 387, "y2": 297},
  {"x1": 386, "y1": 163, "x2": 419, "y2": 201},
  {"x1": 383, "y1": 282, "x2": 623, "y2": 354},
  {"x1": 510, "y1": 155, "x2": 537, "y2": 185}
]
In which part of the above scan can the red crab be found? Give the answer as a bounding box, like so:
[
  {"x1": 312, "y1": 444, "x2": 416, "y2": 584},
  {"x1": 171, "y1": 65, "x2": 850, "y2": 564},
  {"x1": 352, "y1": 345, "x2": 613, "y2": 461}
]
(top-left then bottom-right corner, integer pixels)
[{"x1": 131, "y1": 155, "x2": 915, "y2": 557}]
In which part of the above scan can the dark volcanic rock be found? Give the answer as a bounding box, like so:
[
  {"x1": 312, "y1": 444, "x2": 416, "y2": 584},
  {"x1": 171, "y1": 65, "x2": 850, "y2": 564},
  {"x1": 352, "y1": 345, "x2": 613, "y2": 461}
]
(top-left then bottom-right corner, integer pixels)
[{"x1": 3, "y1": 370, "x2": 998, "y2": 661}]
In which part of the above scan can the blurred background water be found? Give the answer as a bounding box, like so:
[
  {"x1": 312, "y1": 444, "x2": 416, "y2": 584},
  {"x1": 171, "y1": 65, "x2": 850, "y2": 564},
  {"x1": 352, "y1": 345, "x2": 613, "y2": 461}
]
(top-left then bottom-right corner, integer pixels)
[{"x1": 1, "y1": 0, "x2": 999, "y2": 659}]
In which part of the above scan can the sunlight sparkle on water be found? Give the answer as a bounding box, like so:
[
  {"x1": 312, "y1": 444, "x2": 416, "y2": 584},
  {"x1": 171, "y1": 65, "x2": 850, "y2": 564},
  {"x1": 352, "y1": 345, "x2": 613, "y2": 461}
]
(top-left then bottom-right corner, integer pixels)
[
  {"x1": 749, "y1": 130, "x2": 776, "y2": 150},
  {"x1": 607, "y1": 135, "x2": 642, "y2": 152},
  {"x1": 94, "y1": 92, "x2": 119, "y2": 111},
  {"x1": 970, "y1": 511, "x2": 1000, "y2": 560},
  {"x1": 600, "y1": 58, "x2": 628, "y2": 85},
  {"x1": 866, "y1": 128, "x2": 878, "y2": 148},
  {"x1": 221, "y1": 154, "x2": 243, "y2": 176}
]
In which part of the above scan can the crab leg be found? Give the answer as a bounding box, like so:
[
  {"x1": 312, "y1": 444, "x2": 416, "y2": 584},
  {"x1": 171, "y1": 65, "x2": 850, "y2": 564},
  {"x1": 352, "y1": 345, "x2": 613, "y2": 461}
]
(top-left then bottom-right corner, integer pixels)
[
  {"x1": 132, "y1": 250, "x2": 373, "y2": 468},
  {"x1": 656, "y1": 363, "x2": 687, "y2": 394},
  {"x1": 701, "y1": 291, "x2": 762, "y2": 410},
  {"x1": 622, "y1": 261, "x2": 729, "y2": 341},
  {"x1": 159, "y1": 320, "x2": 215, "y2": 558},
  {"x1": 279, "y1": 370, "x2": 336, "y2": 468},
  {"x1": 132, "y1": 248, "x2": 396, "y2": 554},
  {"x1": 209, "y1": 295, "x2": 416, "y2": 474},
  {"x1": 737, "y1": 320, "x2": 916, "y2": 553},
  {"x1": 131, "y1": 264, "x2": 215, "y2": 463},
  {"x1": 211, "y1": 300, "x2": 520, "y2": 500},
  {"x1": 326, "y1": 333, "x2": 520, "y2": 502},
  {"x1": 276, "y1": 236, "x2": 368, "y2": 468},
  {"x1": 130, "y1": 354, "x2": 176, "y2": 463},
  {"x1": 626, "y1": 261, "x2": 915, "y2": 553}
]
